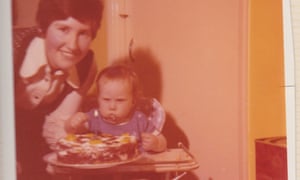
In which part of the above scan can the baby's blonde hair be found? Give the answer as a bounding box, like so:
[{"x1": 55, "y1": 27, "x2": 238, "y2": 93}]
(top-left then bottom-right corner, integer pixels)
[{"x1": 95, "y1": 64, "x2": 142, "y2": 102}]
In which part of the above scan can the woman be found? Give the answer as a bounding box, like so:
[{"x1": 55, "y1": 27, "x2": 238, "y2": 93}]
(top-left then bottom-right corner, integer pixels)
[{"x1": 13, "y1": 0, "x2": 104, "y2": 179}]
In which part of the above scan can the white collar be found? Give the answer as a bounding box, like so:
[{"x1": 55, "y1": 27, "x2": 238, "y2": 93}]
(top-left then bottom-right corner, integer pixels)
[{"x1": 19, "y1": 37, "x2": 80, "y2": 88}]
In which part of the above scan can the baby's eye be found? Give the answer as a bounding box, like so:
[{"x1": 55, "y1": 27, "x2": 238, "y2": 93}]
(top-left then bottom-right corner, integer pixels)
[
  {"x1": 116, "y1": 99, "x2": 126, "y2": 102},
  {"x1": 102, "y1": 98, "x2": 110, "y2": 101}
]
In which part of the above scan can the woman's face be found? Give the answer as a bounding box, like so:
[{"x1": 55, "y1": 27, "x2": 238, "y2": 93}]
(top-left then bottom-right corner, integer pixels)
[
  {"x1": 97, "y1": 79, "x2": 134, "y2": 124},
  {"x1": 44, "y1": 17, "x2": 93, "y2": 70}
]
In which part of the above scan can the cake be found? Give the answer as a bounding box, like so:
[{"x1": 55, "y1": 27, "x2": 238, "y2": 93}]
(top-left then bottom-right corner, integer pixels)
[{"x1": 55, "y1": 133, "x2": 139, "y2": 164}]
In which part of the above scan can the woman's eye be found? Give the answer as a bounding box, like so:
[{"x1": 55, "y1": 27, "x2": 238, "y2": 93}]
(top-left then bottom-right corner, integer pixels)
[
  {"x1": 58, "y1": 27, "x2": 69, "y2": 33},
  {"x1": 79, "y1": 31, "x2": 92, "y2": 38},
  {"x1": 80, "y1": 31, "x2": 88, "y2": 36}
]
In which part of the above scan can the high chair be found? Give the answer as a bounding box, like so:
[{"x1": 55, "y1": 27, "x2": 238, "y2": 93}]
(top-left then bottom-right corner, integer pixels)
[{"x1": 143, "y1": 98, "x2": 166, "y2": 132}]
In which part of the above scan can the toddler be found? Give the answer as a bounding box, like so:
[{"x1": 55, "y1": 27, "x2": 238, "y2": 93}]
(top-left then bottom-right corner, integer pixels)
[{"x1": 65, "y1": 64, "x2": 167, "y2": 152}]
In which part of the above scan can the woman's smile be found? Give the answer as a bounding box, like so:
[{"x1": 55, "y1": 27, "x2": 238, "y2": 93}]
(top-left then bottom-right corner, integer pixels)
[{"x1": 60, "y1": 49, "x2": 79, "y2": 59}]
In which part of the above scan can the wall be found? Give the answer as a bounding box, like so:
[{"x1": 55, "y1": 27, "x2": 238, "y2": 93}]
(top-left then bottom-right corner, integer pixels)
[
  {"x1": 13, "y1": 0, "x2": 39, "y2": 27},
  {"x1": 249, "y1": 0, "x2": 286, "y2": 179},
  {"x1": 124, "y1": 0, "x2": 248, "y2": 179}
]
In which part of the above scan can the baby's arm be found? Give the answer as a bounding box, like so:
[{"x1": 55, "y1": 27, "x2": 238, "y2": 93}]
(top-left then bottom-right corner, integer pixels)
[
  {"x1": 65, "y1": 112, "x2": 89, "y2": 134},
  {"x1": 141, "y1": 132, "x2": 167, "y2": 152}
]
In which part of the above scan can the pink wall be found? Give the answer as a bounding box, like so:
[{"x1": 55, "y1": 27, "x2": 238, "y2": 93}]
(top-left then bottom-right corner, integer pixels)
[
  {"x1": 125, "y1": 0, "x2": 248, "y2": 179},
  {"x1": 13, "y1": 0, "x2": 39, "y2": 27}
]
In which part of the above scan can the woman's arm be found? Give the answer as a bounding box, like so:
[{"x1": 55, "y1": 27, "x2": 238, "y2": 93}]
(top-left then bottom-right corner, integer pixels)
[{"x1": 42, "y1": 91, "x2": 83, "y2": 149}]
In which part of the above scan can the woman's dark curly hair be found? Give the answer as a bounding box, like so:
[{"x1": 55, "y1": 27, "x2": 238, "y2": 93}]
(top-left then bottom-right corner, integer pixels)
[{"x1": 36, "y1": 0, "x2": 104, "y2": 38}]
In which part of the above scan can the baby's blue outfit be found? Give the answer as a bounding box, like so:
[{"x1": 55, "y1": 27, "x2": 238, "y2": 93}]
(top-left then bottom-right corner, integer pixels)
[{"x1": 86, "y1": 108, "x2": 157, "y2": 143}]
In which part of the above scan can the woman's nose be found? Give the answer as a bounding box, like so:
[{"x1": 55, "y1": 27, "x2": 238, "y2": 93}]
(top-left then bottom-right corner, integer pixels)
[{"x1": 66, "y1": 33, "x2": 79, "y2": 51}]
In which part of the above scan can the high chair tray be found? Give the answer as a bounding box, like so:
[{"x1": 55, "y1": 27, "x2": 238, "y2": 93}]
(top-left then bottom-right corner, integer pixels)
[{"x1": 45, "y1": 148, "x2": 199, "y2": 174}]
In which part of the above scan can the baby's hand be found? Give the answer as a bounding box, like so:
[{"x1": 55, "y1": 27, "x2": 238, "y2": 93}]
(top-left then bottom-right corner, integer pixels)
[
  {"x1": 141, "y1": 133, "x2": 159, "y2": 151},
  {"x1": 65, "y1": 112, "x2": 88, "y2": 133}
]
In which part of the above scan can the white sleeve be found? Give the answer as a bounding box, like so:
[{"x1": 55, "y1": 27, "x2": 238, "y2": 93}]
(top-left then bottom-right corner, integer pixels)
[
  {"x1": 148, "y1": 98, "x2": 166, "y2": 132},
  {"x1": 42, "y1": 91, "x2": 82, "y2": 150}
]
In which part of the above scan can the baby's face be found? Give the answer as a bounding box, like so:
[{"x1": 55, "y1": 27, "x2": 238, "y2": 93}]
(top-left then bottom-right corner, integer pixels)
[{"x1": 97, "y1": 79, "x2": 134, "y2": 124}]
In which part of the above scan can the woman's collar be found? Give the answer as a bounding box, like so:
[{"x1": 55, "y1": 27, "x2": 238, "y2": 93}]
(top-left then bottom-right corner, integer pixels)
[{"x1": 19, "y1": 37, "x2": 80, "y2": 89}]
